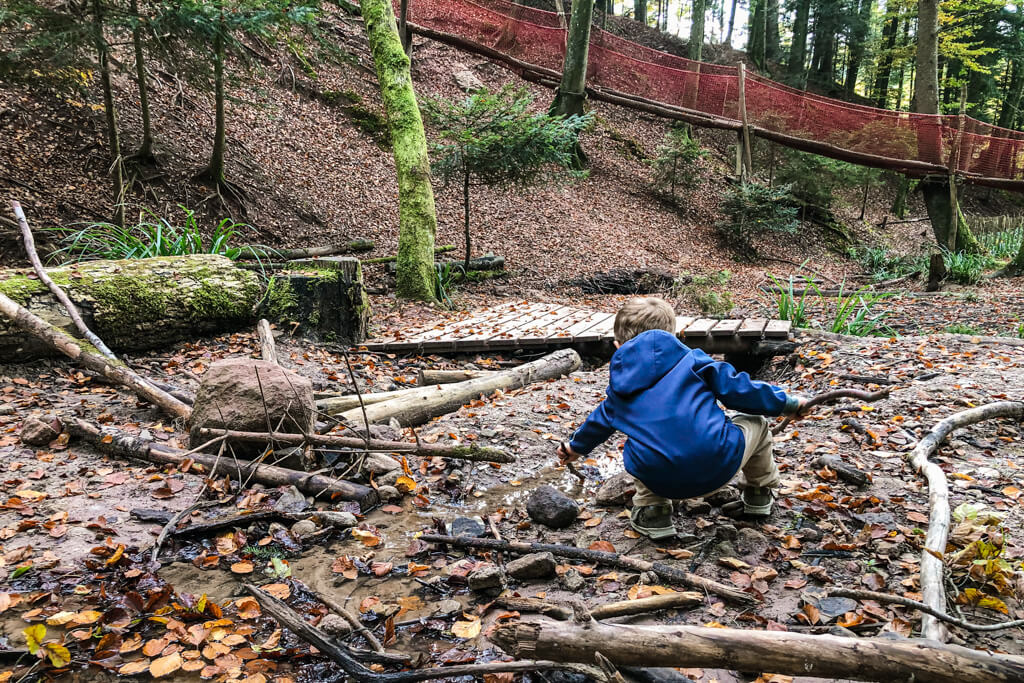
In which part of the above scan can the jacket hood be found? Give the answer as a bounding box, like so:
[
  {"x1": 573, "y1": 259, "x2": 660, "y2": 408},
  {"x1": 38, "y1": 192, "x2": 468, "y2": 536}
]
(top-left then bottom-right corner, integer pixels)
[{"x1": 609, "y1": 329, "x2": 689, "y2": 396}]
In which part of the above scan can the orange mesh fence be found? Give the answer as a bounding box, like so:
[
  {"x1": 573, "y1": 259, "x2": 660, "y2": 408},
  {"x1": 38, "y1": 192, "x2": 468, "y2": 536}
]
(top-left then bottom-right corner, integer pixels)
[{"x1": 402, "y1": 0, "x2": 1024, "y2": 183}]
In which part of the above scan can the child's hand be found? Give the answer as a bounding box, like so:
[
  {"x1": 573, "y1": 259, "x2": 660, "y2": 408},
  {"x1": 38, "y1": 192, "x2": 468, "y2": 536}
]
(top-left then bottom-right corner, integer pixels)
[
  {"x1": 791, "y1": 397, "x2": 812, "y2": 420},
  {"x1": 557, "y1": 442, "x2": 581, "y2": 465}
]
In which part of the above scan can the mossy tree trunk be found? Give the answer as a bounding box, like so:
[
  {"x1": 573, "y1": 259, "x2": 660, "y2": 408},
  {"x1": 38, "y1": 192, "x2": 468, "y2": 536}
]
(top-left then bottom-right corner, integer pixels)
[
  {"x1": 553, "y1": 0, "x2": 594, "y2": 119},
  {"x1": 129, "y1": 0, "x2": 155, "y2": 161},
  {"x1": 360, "y1": 0, "x2": 438, "y2": 301},
  {"x1": 634, "y1": 0, "x2": 647, "y2": 24},
  {"x1": 203, "y1": 5, "x2": 228, "y2": 184},
  {"x1": 787, "y1": 0, "x2": 809, "y2": 76},
  {"x1": 688, "y1": 0, "x2": 705, "y2": 61},
  {"x1": 1009, "y1": 236, "x2": 1024, "y2": 276},
  {"x1": 91, "y1": 0, "x2": 126, "y2": 228}
]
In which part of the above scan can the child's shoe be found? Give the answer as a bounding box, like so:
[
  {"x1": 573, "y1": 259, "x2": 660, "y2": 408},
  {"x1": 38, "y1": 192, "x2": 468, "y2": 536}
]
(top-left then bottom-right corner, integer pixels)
[
  {"x1": 629, "y1": 503, "x2": 677, "y2": 540},
  {"x1": 723, "y1": 486, "x2": 775, "y2": 518}
]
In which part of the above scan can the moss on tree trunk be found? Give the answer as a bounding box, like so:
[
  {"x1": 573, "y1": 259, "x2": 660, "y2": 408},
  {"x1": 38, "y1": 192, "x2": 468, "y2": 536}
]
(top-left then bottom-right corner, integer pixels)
[{"x1": 360, "y1": 0, "x2": 438, "y2": 301}]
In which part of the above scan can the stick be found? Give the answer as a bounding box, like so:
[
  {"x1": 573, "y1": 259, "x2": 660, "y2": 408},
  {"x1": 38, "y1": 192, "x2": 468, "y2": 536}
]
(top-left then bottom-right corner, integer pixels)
[
  {"x1": 307, "y1": 587, "x2": 385, "y2": 653},
  {"x1": 494, "y1": 592, "x2": 704, "y2": 621},
  {"x1": 814, "y1": 455, "x2": 870, "y2": 487},
  {"x1": 244, "y1": 584, "x2": 582, "y2": 682},
  {"x1": 420, "y1": 534, "x2": 753, "y2": 605},
  {"x1": 772, "y1": 388, "x2": 889, "y2": 435},
  {"x1": 196, "y1": 427, "x2": 513, "y2": 463},
  {"x1": 0, "y1": 292, "x2": 192, "y2": 420},
  {"x1": 12, "y1": 201, "x2": 118, "y2": 360},
  {"x1": 828, "y1": 588, "x2": 1024, "y2": 632},
  {"x1": 904, "y1": 401, "x2": 1024, "y2": 642},
  {"x1": 416, "y1": 368, "x2": 492, "y2": 385},
  {"x1": 256, "y1": 319, "x2": 279, "y2": 365}
]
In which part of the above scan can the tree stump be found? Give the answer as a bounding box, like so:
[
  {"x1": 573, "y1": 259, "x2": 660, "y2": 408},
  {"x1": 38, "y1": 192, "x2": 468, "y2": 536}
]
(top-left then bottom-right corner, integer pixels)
[{"x1": 267, "y1": 258, "x2": 369, "y2": 343}]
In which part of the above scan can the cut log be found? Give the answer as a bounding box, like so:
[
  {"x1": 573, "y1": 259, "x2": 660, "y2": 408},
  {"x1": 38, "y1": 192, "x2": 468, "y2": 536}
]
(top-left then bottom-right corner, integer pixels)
[
  {"x1": 490, "y1": 619, "x2": 1024, "y2": 683},
  {"x1": 256, "y1": 319, "x2": 279, "y2": 365},
  {"x1": 266, "y1": 258, "x2": 368, "y2": 344},
  {"x1": 420, "y1": 534, "x2": 753, "y2": 605},
  {"x1": 69, "y1": 420, "x2": 378, "y2": 511},
  {"x1": 905, "y1": 401, "x2": 1024, "y2": 642},
  {"x1": 569, "y1": 268, "x2": 677, "y2": 295},
  {"x1": 416, "y1": 368, "x2": 492, "y2": 385},
  {"x1": 0, "y1": 292, "x2": 192, "y2": 419},
  {"x1": 337, "y1": 348, "x2": 581, "y2": 427},
  {"x1": 237, "y1": 239, "x2": 375, "y2": 260},
  {"x1": 196, "y1": 427, "x2": 514, "y2": 463},
  {"x1": 0, "y1": 254, "x2": 260, "y2": 358},
  {"x1": 494, "y1": 592, "x2": 703, "y2": 621},
  {"x1": 317, "y1": 387, "x2": 426, "y2": 415}
]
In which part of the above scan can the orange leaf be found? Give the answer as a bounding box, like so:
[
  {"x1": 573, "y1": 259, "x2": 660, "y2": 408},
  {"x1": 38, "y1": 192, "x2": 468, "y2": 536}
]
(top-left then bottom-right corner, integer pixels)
[
  {"x1": 118, "y1": 660, "x2": 149, "y2": 675},
  {"x1": 588, "y1": 541, "x2": 615, "y2": 553},
  {"x1": 262, "y1": 583, "x2": 290, "y2": 600},
  {"x1": 230, "y1": 561, "x2": 254, "y2": 574},
  {"x1": 150, "y1": 652, "x2": 182, "y2": 678}
]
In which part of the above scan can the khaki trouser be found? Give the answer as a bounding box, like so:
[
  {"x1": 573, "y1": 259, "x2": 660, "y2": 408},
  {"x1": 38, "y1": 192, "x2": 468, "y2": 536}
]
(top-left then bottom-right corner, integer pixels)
[{"x1": 632, "y1": 414, "x2": 780, "y2": 507}]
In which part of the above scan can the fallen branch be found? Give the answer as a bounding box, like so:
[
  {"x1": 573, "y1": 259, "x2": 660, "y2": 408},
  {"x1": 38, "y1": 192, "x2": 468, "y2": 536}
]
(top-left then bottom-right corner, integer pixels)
[
  {"x1": 236, "y1": 240, "x2": 375, "y2": 260},
  {"x1": 244, "y1": 584, "x2": 583, "y2": 682},
  {"x1": 416, "y1": 368, "x2": 492, "y2": 385},
  {"x1": 0, "y1": 292, "x2": 191, "y2": 419},
  {"x1": 814, "y1": 455, "x2": 870, "y2": 487},
  {"x1": 256, "y1": 319, "x2": 279, "y2": 365},
  {"x1": 68, "y1": 420, "x2": 378, "y2": 511},
  {"x1": 490, "y1": 619, "x2": 1024, "y2": 683},
  {"x1": 494, "y1": 591, "x2": 703, "y2": 621},
  {"x1": 362, "y1": 244, "x2": 455, "y2": 265},
  {"x1": 420, "y1": 534, "x2": 753, "y2": 605},
  {"x1": 828, "y1": 588, "x2": 1024, "y2": 632},
  {"x1": 317, "y1": 388, "x2": 423, "y2": 415},
  {"x1": 905, "y1": 401, "x2": 1024, "y2": 642},
  {"x1": 12, "y1": 200, "x2": 117, "y2": 360},
  {"x1": 196, "y1": 427, "x2": 513, "y2": 463},
  {"x1": 307, "y1": 587, "x2": 384, "y2": 653},
  {"x1": 772, "y1": 388, "x2": 890, "y2": 435}
]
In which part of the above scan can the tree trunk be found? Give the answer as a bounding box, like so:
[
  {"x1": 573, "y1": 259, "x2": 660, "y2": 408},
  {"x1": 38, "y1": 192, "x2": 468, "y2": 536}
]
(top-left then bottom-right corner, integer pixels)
[
  {"x1": 337, "y1": 348, "x2": 581, "y2": 427},
  {"x1": 873, "y1": 13, "x2": 899, "y2": 108},
  {"x1": 764, "y1": 0, "x2": 779, "y2": 62},
  {"x1": 998, "y1": 60, "x2": 1023, "y2": 130},
  {"x1": 844, "y1": 0, "x2": 872, "y2": 95},
  {"x1": 688, "y1": 0, "x2": 705, "y2": 61},
  {"x1": 361, "y1": 0, "x2": 438, "y2": 302},
  {"x1": 553, "y1": 0, "x2": 595, "y2": 118},
  {"x1": 204, "y1": 15, "x2": 227, "y2": 184},
  {"x1": 787, "y1": 0, "x2": 810, "y2": 75},
  {"x1": 725, "y1": 0, "x2": 738, "y2": 44},
  {"x1": 91, "y1": 0, "x2": 126, "y2": 228},
  {"x1": 463, "y1": 168, "x2": 472, "y2": 268},
  {"x1": 417, "y1": 368, "x2": 492, "y2": 385},
  {"x1": 129, "y1": 0, "x2": 154, "y2": 160},
  {"x1": 0, "y1": 255, "x2": 261, "y2": 359},
  {"x1": 490, "y1": 620, "x2": 1024, "y2": 683},
  {"x1": 635, "y1": 0, "x2": 647, "y2": 24},
  {"x1": 318, "y1": 386, "x2": 443, "y2": 413},
  {"x1": 747, "y1": 0, "x2": 764, "y2": 68},
  {"x1": 235, "y1": 239, "x2": 375, "y2": 260},
  {"x1": 1009, "y1": 235, "x2": 1024, "y2": 275}
]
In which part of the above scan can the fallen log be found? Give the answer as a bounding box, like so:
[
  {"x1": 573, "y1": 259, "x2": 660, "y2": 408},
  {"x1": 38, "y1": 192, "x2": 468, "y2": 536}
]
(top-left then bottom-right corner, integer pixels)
[
  {"x1": 236, "y1": 239, "x2": 375, "y2": 260},
  {"x1": 494, "y1": 591, "x2": 703, "y2": 621},
  {"x1": 256, "y1": 318, "x2": 279, "y2": 365},
  {"x1": 905, "y1": 401, "x2": 1024, "y2": 642},
  {"x1": 362, "y1": 244, "x2": 455, "y2": 265},
  {"x1": 337, "y1": 348, "x2": 582, "y2": 427},
  {"x1": 420, "y1": 534, "x2": 753, "y2": 605},
  {"x1": 0, "y1": 292, "x2": 192, "y2": 419},
  {"x1": 814, "y1": 455, "x2": 870, "y2": 487},
  {"x1": 772, "y1": 388, "x2": 889, "y2": 435},
  {"x1": 416, "y1": 368, "x2": 492, "y2": 385},
  {"x1": 828, "y1": 587, "x2": 1024, "y2": 632},
  {"x1": 69, "y1": 420, "x2": 378, "y2": 511},
  {"x1": 195, "y1": 427, "x2": 514, "y2": 463},
  {"x1": 490, "y1": 619, "x2": 1024, "y2": 683},
  {"x1": 317, "y1": 387, "x2": 426, "y2": 415}
]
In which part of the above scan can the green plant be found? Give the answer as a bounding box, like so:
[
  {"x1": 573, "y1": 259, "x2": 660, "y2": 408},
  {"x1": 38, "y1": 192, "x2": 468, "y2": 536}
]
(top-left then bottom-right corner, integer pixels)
[
  {"x1": 828, "y1": 282, "x2": 893, "y2": 337},
  {"x1": 717, "y1": 183, "x2": 799, "y2": 258},
  {"x1": 848, "y1": 245, "x2": 927, "y2": 282},
  {"x1": 775, "y1": 148, "x2": 880, "y2": 210},
  {"x1": 434, "y1": 262, "x2": 461, "y2": 309},
  {"x1": 674, "y1": 270, "x2": 733, "y2": 316},
  {"x1": 1017, "y1": 323, "x2": 1024, "y2": 339},
  {"x1": 649, "y1": 125, "x2": 706, "y2": 199},
  {"x1": 765, "y1": 272, "x2": 814, "y2": 328},
  {"x1": 977, "y1": 226, "x2": 1024, "y2": 261},
  {"x1": 943, "y1": 249, "x2": 990, "y2": 285},
  {"x1": 945, "y1": 323, "x2": 984, "y2": 335}
]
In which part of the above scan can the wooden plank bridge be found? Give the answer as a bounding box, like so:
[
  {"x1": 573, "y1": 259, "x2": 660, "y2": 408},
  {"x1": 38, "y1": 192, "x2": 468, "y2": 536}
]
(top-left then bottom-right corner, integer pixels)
[{"x1": 362, "y1": 302, "x2": 792, "y2": 355}]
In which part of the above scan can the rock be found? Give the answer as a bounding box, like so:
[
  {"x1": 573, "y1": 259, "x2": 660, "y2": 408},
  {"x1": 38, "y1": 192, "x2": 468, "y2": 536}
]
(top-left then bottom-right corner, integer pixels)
[
  {"x1": 798, "y1": 526, "x2": 823, "y2": 542},
  {"x1": 364, "y1": 453, "x2": 402, "y2": 475},
  {"x1": 377, "y1": 470, "x2": 402, "y2": 487},
  {"x1": 506, "y1": 552, "x2": 556, "y2": 580},
  {"x1": 268, "y1": 522, "x2": 289, "y2": 536},
  {"x1": 708, "y1": 541, "x2": 738, "y2": 561},
  {"x1": 828, "y1": 625, "x2": 858, "y2": 638},
  {"x1": 640, "y1": 571, "x2": 659, "y2": 584},
  {"x1": 290, "y1": 519, "x2": 318, "y2": 539},
  {"x1": 376, "y1": 485, "x2": 402, "y2": 502},
  {"x1": 316, "y1": 511, "x2": 357, "y2": 529},
  {"x1": 467, "y1": 564, "x2": 504, "y2": 591},
  {"x1": 526, "y1": 485, "x2": 579, "y2": 529},
  {"x1": 453, "y1": 68, "x2": 484, "y2": 91},
  {"x1": 675, "y1": 533, "x2": 700, "y2": 545},
  {"x1": 715, "y1": 524, "x2": 738, "y2": 541},
  {"x1": 735, "y1": 527, "x2": 769, "y2": 557},
  {"x1": 319, "y1": 614, "x2": 351, "y2": 637},
  {"x1": 706, "y1": 487, "x2": 738, "y2": 507},
  {"x1": 812, "y1": 596, "x2": 859, "y2": 622},
  {"x1": 596, "y1": 472, "x2": 636, "y2": 506},
  {"x1": 368, "y1": 423, "x2": 401, "y2": 441},
  {"x1": 0, "y1": 404, "x2": 15, "y2": 416},
  {"x1": 451, "y1": 516, "x2": 487, "y2": 538},
  {"x1": 187, "y1": 359, "x2": 315, "y2": 459},
  {"x1": 682, "y1": 499, "x2": 712, "y2": 515},
  {"x1": 559, "y1": 569, "x2": 586, "y2": 592},
  {"x1": 273, "y1": 486, "x2": 309, "y2": 513},
  {"x1": 20, "y1": 417, "x2": 59, "y2": 446},
  {"x1": 479, "y1": 428, "x2": 497, "y2": 438},
  {"x1": 434, "y1": 599, "x2": 462, "y2": 617}
]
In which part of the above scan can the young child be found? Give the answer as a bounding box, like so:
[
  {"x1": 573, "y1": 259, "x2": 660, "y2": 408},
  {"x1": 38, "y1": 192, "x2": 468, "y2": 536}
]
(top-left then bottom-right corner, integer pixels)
[{"x1": 558, "y1": 297, "x2": 806, "y2": 540}]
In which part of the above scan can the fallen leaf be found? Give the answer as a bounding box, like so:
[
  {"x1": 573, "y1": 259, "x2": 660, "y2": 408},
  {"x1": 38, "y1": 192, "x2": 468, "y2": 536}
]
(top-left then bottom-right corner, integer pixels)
[
  {"x1": 452, "y1": 616, "x2": 481, "y2": 639},
  {"x1": 261, "y1": 583, "x2": 290, "y2": 600},
  {"x1": 588, "y1": 541, "x2": 615, "y2": 553},
  {"x1": 231, "y1": 561, "x2": 255, "y2": 575},
  {"x1": 150, "y1": 652, "x2": 182, "y2": 678}
]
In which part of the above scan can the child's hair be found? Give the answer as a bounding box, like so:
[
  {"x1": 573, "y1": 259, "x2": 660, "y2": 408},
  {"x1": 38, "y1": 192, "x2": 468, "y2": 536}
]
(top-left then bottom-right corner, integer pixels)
[{"x1": 614, "y1": 297, "x2": 676, "y2": 343}]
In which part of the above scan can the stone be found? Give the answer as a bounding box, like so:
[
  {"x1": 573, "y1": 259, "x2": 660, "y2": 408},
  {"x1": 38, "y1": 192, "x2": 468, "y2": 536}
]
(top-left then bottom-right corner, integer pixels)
[
  {"x1": 715, "y1": 524, "x2": 738, "y2": 541},
  {"x1": 453, "y1": 68, "x2": 485, "y2": 91},
  {"x1": 368, "y1": 423, "x2": 401, "y2": 441},
  {"x1": 506, "y1": 552, "x2": 556, "y2": 580},
  {"x1": 709, "y1": 541, "x2": 738, "y2": 561},
  {"x1": 273, "y1": 486, "x2": 309, "y2": 513},
  {"x1": 376, "y1": 485, "x2": 402, "y2": 502},
  {"x1": 526, "y1": 485, "x2": 579, "y2": 529},
  {"x1": 434, "y1": 599, "x2": 462, "y2": 617},
  {"x1": 316, "y1": 511, "x2": 357, "y2": 529},
  {"x1": 479, "y1": 428, "x2": 497, "y2": 438},
  {"x1": 468, "y1": 564, "x2": 505, "y2": 591},
  {"x1": 364, "y1": 453, "x2": 402, "y2": 475},
  {"x1": 683, "y1": 499, "x2": 712, "y2": 515},
  {"x1": 559, "y1": 569, "x2": 586, "y2": 592},
  {"x1": 735, "y1": 527, "x2": 769, "y2": 557},
  {"x1": 290, "y1": 519, "x2": 318, "y2": 539},
  {"x1": 706, "y1": 487, "x2": 738, "y2": 507},
  {"x1": 798, "y1": 526, "x2": 823, "y2": 542},
  {"x1": 187, "y1": 358, "x2": 315, "y2": 459},
  {"x1": 828, "y1": 625, "x2": 858, "y2": 638},
  {"x1": 318, "y1": 614, "x2": 351, "y2": 637},
  {"x1": 451, "y1": 516, "x2": 487, "y2": 538},
  {"x1": 377, "y1": 470, "x2": 402, "y2": 487},
  {"x1": 813, "y1": 596, "x2": 859, "y2": 622},
  {"x1": 596, "y1": 472, "x2": 636, "y2": 506},
  {"x1": 20, "y1": 417, "x2": 59, "y2": 446}
]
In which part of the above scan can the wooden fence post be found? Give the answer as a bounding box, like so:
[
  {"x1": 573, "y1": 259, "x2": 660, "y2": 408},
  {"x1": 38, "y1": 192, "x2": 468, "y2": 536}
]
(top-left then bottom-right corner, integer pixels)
[
  {"x1": 737, "y1": 62, "x2": 753, "y2": 179},
  {"x1": 947, "y1": 84, "x2": 968, "y2": 250}
]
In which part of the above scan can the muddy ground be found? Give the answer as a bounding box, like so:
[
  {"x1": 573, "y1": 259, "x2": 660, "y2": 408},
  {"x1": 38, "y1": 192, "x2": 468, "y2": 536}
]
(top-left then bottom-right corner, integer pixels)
[{"x1": 2, "y1": 318, "x2": 1024, "y2": 682}]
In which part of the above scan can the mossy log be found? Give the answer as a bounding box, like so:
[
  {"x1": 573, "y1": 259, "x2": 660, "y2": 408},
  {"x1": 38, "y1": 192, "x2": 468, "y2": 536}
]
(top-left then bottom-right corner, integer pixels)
[
  {"x1": 264, "y1": 257, "x2": 369, "y2": 344},
  {"x1": 0, "y1": 255, "x2": 260, "y2": 359}
]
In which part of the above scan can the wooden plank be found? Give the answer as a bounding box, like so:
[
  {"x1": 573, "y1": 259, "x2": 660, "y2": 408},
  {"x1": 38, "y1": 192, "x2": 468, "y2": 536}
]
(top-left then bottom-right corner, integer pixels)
[
  {"x1": 485, "y1": 304, "x2": 569, "y2": 342},
  {"x1": 454, "y1": 302, "x2": 555, "y2": 343},
  {"x1": 736, "y1": 318, "x2": 768, "y2": 337},
  {"x1": 763, "y1": 320, "x2": 792, "y2": 338},
  {"x1": 406, "y1": 301, "x2": 522, "y2": 343},
  {"x1": 367, "y1": 301, "x2": 517, "y2": 346},
  {"x1": 562, "y1": 311, "x2": 616, "y2": 342},
  {"x1": 674, "y1": 316, "x2": 696, "y2": 335},
  {"x1": 538, "y1": 308, "x2": 600, "y2": 343},
  {"x1": 586, "y1": 313, "x2": 618, "y2": 340},
  {"x1": 710, "y1": 319, "x2": 742, "y2": 336},
  {"x1": 508, "y1": 307, "x2": 584, "y2": 346},
  {"x1": 682, "y1": 318, "x2": 718, "y2": 337}
]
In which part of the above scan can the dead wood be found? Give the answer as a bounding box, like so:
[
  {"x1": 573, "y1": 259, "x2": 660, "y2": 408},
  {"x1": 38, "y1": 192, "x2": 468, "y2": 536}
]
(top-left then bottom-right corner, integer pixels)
[
  {"x1": 12, "y1": 200, "x2": 117, "y2": 360},
  {"x1": 495, "y1": 592, "x2": 703, "y2": 621},
  {"x1": 772, "y1": 388, "x2": 889, "y2": 435},
  {"x1": 814, "y1": 455, "x2": 870, "y2": 486},
  {"x1": 336, "y1": 348, "x2": 581, "y2": 427},
  {"x1": 489, "y1": 619, "x2": 1024, "y2": 683},
  {"x1": 195, "y1": 427, "x2": 513, "y2": 463},
  {"x1": 838, "y1": 373, "x2": 900, "y2": 386},
  {"x1": 828, "y1": 588, "x2": 1024, "y2": 632},
  {"x1": 244, "y1": 584, "x2": 583, "y2": 682},
  {"x1": 235, "y1": 240, "x2": 374, "y2": 260},
  {"x1": 420, "y1": 534, "x2": 754, "y2": 605},
  {"x1": 307, "y1": 587, "x2": 385, "y2": 653},
  {"x1": 416, "y1": 368, "x2": 492, "y2": 385},
  {"x1": 317, "y1": 387, "x2": 425, "y2": 414},
  {"x1": 905, "y1": 401, "x2": 1024, "y2": 642},
  {"x1": 257, "y1": 318, "x2": 279, "y2": 365},
  {"x1": 68, "y1": 420, "x2": 378, "y2": 511},
  {"x1": 0, "y1": 292, "x2": 192, "y2": 420}
]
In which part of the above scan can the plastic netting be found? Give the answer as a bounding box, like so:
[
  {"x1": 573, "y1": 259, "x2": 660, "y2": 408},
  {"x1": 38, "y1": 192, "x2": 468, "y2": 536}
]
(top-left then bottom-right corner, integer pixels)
[{"x1": 403, "y1": 0, "x2": 1024, "y2": 182}]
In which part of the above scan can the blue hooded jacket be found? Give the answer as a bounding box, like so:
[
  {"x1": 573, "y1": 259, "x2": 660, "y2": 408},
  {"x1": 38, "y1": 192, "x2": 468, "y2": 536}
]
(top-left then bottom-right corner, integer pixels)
[{"x1": 569, "y1": 329, "x2": 797, "y2": 499}]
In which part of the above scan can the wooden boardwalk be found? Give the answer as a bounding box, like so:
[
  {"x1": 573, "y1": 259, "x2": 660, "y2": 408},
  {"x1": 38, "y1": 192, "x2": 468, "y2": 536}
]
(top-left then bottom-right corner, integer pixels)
[{"x1": 362, "y1": 302, "x2": 792, "y2": 355}]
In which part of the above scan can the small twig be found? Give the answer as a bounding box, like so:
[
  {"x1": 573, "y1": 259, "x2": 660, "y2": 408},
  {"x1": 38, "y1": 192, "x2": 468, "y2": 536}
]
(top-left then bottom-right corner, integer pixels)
[
  {"x1": 150, "y1": 440, "x2": 224, "y2": 563},
  {"x1": 308, "y1": 586, "x2": 385, "y2": 653},
  {"x1": 342, "y1": 351, "x2": 373, "y2": 456},
  {"x1": 828, "y1": 588, "x2": 1024, "y2": 632},
  {"x1": 772, "y1": 388, "x2": 890, "y2": 435}
]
